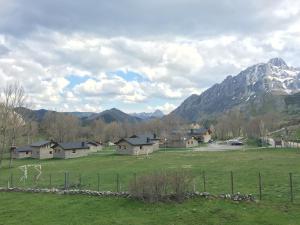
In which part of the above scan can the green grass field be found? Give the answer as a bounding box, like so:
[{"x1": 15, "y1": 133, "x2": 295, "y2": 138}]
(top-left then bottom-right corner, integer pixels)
[{"x1": 1, "y1": 147, "x2": 300, "y2": 224}]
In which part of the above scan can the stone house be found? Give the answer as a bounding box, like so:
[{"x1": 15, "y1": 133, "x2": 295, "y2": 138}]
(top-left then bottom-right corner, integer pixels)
[
  {"x1": 13, "y1": 146, "x2": 32, "y2": 159},
  {"x1": 166, "y1": 137, "x2": 198, "y2": 148},
  {"x1": 129, "y1": 134, "x2": 160, "y2": 151},
  {"x1": 31, "y1": 141, "x2": 54, "y2": 159},
  {"x1": 188, "y1": 128, "x2": 212, "y2": 143},
  {"x1": 115, "y1": 135, "x2": 156, "y2": 155},
  {"x1": 86, "y1": 141, "x2": 103, "y2": 153},
  {"x1": 52, "y1": 142, "x2": 90, "y2": 159}
]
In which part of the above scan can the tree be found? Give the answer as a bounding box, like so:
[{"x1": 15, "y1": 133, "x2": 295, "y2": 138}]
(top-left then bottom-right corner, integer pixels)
[{"x1": 0, "y1": 82, "x2": 26, "y2": 168}]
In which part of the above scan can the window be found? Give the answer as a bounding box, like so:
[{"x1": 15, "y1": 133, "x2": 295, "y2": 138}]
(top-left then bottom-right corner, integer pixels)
[
  {"x1": 49, "y1": 151, "x2": 52, "y2": 154},
  {"x1": 119, "y1": 145, "x2": 121, "y2": 149},
  {"x1": 26, "y1": 151, "x2": 29, "y2": 155},
  {"x1": 140, "y1": 146, "x2": 142, "y2": 150},
  {"x1": 72, "y1": 150, "x2": 76, "y2": 153}
]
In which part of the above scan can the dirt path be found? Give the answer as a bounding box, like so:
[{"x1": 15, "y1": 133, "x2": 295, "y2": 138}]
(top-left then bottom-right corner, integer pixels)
[{"x1": 193, "y1": 143, "x2": 246, "y2": 152}]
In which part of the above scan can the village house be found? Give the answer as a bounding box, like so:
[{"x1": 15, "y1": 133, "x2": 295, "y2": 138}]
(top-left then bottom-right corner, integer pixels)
[
  {"x1": 52, "y1": 141, "x2": 90, "y2": 159},
  {"x1": 115, "y1": 134, "x2": 157, "y2": 155},
  {"x1": 129, "y1": 134, "x2": 160, "y2": 151},
  {"x1": 165, "y1": 136, "x2": 198, "y2": 148},
  {"x1": 187, "y1": 128, "x2": 212, "y2": 143},
  {"x1": 13, "y1": 146, "x2": 32, "y2": 159},
  {"x1": 31, "y1": 140, "x2": 54, "y2": 159},
  {"x1": 86, "y1": 141, "x2": 103, "y2": 153}
]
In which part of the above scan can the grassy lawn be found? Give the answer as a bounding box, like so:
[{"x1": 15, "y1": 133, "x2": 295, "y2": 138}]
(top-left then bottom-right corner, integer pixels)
[
  {"x1": 0, "y1": 148, "x2": 300, "y2": 202},
  {"x1": 1, "y1": 148, "x2": 300, "y2": 224},
  {"x1": 0, "y1": 192, "x2": 300, "y2": 225}
]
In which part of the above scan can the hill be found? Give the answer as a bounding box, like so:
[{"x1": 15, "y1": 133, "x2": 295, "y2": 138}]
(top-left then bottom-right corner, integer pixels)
[{"x1": 85, "y1": 108, "x2": 142, "y2": 123}]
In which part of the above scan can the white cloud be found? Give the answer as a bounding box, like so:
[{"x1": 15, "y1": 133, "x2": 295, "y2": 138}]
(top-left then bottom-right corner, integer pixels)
[{"x1": 0, "y1": 6, "x2": 299, "y2": 113}]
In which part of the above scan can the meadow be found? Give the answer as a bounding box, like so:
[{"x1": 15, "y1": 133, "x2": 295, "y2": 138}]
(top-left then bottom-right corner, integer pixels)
[{"x1": 1, "y1": 147, "x2": 300, "y2": 224}]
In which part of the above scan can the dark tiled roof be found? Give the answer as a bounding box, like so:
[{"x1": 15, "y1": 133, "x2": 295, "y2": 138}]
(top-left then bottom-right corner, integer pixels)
[
  {"x1": 31, "y1": 140, "x2": 52, "y2": 147},
  {"x1": 86, "y1": 141, "x2": 102, "y2": 146},
  {"x1": 188, "y1": 128, "x2": 209, "y2": 135},
  {"x1": 129, "y1": 133, "x2": 160, "y2": 140},
  {"x1": 115, "y1": 136, "x2": 154, "y2": 146},
  {"x1": 55, "y1": 142, "x2": 90, "y2": 150},
  {"x1": 15, "y1": 146, "x2": 32, "y2": 152}
]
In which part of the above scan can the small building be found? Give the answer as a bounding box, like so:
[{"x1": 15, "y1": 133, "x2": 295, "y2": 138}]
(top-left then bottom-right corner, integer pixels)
[
  {"x1": 166, "y1": 137, "x2": 198, "y2": 148},
  {"x1": 115, "y1": 135, "x2": 155, "y2": 155},
  {"x1": 188, "y1": 128, "x2": 212, "y2": 143},
  {"x1": 129, "y1": 134, "x2": 160, "y2": 151},
  {"x1": 31, "y1": 141, "x2": 54, "y2": 159},
  {"x1": 52, "y1": 142, "x2": 90, "y2": 159},
  {"x1": 86, "y1": 141, "x2": 103, "y2": 153},
  {"x1": 13, "y1": 146, "x2": 32, "y2": 159}
]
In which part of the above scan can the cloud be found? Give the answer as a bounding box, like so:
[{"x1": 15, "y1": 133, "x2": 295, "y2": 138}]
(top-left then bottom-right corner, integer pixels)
[{"x1": 0, "y1": 1, "x2": 299, "y2": 113}]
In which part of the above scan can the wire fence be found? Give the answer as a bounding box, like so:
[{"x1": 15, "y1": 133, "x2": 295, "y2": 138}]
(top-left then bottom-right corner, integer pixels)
[{"x1": 0, "y1": 170, "x2": 298, "y2": 203}]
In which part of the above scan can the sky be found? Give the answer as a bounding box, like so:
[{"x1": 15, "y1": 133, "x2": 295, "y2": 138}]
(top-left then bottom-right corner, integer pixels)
[{"x1": 0, "y1": 0, "x2": 300, "y2": 114}]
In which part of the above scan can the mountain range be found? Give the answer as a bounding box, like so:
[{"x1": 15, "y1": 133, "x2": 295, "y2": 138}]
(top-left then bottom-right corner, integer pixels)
[
  {"x1": 17, "y1": 107, "x2": 161, "y2": 124},
  {"x1": 171, "y1": 58, "x2": 300, "y2": 122},
  {"x1": 130, "y1": 110, "x2": 164, "y2": 120},
  {"x1": 17, "y1": 58, "x2": 300, "y2": 124}
]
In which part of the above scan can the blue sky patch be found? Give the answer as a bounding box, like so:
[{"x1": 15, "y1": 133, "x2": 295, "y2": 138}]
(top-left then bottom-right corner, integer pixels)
[
  {"x1": 113, "y1": 70, "x2": 149, "y2": 82},
  {"x1": 66, "y1": 75, "x2": 90, "y2": 88}
]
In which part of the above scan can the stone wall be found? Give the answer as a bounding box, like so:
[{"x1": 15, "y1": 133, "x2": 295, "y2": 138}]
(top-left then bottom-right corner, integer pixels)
[{"x1": 31, "y1": 145, "x2": 53, "y2": 159}]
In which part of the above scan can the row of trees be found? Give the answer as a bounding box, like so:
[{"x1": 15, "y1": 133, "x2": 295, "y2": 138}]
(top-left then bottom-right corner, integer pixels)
[
  {"x1": 40, "y1": 112, "x2": 186, "y2": 143},
  {"x1": 214, "y1": 109, "x2": 281, "y2": 140}
]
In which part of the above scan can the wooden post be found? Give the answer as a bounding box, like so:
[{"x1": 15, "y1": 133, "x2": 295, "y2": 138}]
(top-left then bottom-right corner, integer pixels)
[
  {"x1": 64, "y1": 172, "x2": 68, "y2": 190},
  {"x1": 116, "y1": 173, "x2": 120, "y2": 192},
  {"x1": 258, "y1": 172, "x2": 262, "y2": 201},
  {"x1": 10, "y1": 173, "x2": 13, "y2": 188},
  {"x1": 202, "y1": 171, "x2": 206, "y2": 192},
  {"x1": 49, "y1": 174, "x2": 52, "y2": 188},
  {"x1": 134, "y1": 173, "x2": 137, "y2": 189},
  {"x1": 97, "y1": 173, "x2": 100, "y2": 192},
  {"x1": 230, "y1": 171, "x2": 234, "y2": 195},
  {"x1": 79, "y1": 174, "x2": 82, "y2": 190},
  {"x1": 289, "y1": 173, "x2": 293, "y2": 203}
]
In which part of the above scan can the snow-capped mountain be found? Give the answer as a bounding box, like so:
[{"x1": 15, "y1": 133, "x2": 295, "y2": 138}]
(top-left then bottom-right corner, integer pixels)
[
  {"x1": 131, "y1": 110, "x2": 164, "y2": 120},
  {"x1": 242, "y1": 58, "x2": 300, "y2": 95},
  {"x1": 171, "y1": 58, "x2": 300, "y2": 121}
]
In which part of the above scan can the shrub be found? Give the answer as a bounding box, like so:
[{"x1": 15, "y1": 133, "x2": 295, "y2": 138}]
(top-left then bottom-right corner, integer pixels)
[{"x1": 128, "y1": 170, "x2": 194, "y2": 203}]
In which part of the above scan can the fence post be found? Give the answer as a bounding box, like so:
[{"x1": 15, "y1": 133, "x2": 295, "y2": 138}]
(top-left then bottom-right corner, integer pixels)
[
  {"x1": 97, "y1": 173, "x2": 100, "y2": 192},
  {"x1": 289, "y1": 173, "x2": 293, "y2": 203},
  {"x1": 49, "y1": 174, "x2": 52, "y2": 188},
  {"x1": 64, "y1": 172, "x2": 68, "y2": 190},
  {"x1": 202, "y1": 171, "x2": 206, "y2": 192},
  {"x1": 116, "y1": 173, "x2": 119, "y2": 192},
  {"x1": 10, "y1": 173, "x2": 13, "y2": 188},
  {"x1": 258, "y1": 172, "x2": 262, "y2": 201},
  {"x1": 230, "y1": 171, "x2": 234, "y2": 195},
  {"x1": 79, "y1": 174, "x2": 82, "y2": 190},
  {"x1": 134, "y1": 173, "x2": 137, "y2": 190}
]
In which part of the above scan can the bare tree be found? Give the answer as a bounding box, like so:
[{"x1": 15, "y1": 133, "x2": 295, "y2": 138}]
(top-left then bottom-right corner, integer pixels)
[{"x1": 0, "y1": 82, "x2": 26, "y2": 168}]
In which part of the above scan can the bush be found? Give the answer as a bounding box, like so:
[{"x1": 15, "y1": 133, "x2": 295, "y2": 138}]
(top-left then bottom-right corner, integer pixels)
[{"x1": 128, "y1": 170, "x2": 194, "y2": 203}]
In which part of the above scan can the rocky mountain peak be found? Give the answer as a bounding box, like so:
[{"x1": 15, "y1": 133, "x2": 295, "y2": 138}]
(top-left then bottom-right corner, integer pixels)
[
  {"x1": 170, "y1": 58, "x2": 300, "y2": 121},
  {"x1": 268, "y1": 57, "x2": 288, "y2": 68}
]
